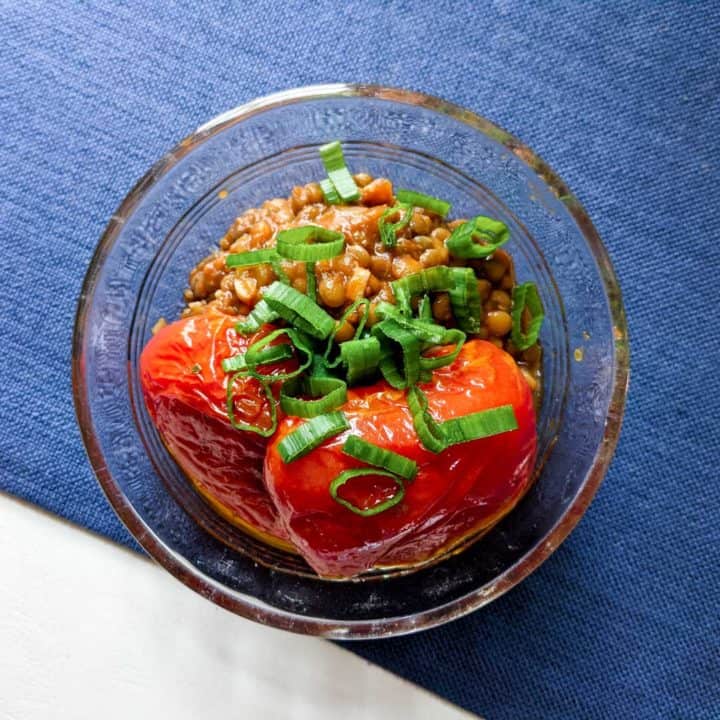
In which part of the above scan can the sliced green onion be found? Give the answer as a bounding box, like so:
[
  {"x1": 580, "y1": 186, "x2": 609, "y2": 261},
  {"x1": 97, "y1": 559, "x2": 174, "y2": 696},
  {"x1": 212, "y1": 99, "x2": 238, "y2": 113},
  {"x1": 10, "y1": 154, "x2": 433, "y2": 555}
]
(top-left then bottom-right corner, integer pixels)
[
  {"x1": 406, "y1": 385, "x2": 447, "y2": 453},
  {"x1": 446, "y1": 216, "x2": 510, "y2": 259},
  {"x1": 372, "y1": 319, "x2": 421, "y2": 389},
  {"x1": 396, "y1": 189, "x2": 451, "y2": 218},
  {"x1": 221, "y1": 342, "x2": 294, "y2": 373},
  {"x1": 418, "y1": 368, "x2": 433, "y2": 384},
  {"x1": 320, "y1": 178, "x2": 341, "y2": 205},
  {"x1": 419, "y1": 328, "x2": 466, "y2": 370},
  {"x1": 235, "y1": 299, "x2": 279, "y2": 335},
  {"x1": 418, "y1": 294, "x2": 432, "y2": 322},
  {"x1": 511, "y1": 281, "x2": 545, "y2": 351},
  {"x1": 277, "y1": 411, "x2": 350, "y2": 463},
  {"x1": 262, "y1": 281, "x2": 335, "y2": 339},
  {"x1": 390, "y1": 266, "x2": 454, "y2": 314},
  {"x1": 375, "y1": 304, "x2": 449, "y2": 346},
  {"x1": 342, "y1": 436, "x2": 417, "y2": 481},
  {"x1": 244, "y1": 328, "x2": 312, "y2": 382},
  {"x1": 339, "y1": 336, "x2": 382, "y2": 384},
  {"x1": 226, "y1": 248, "x2": 280, "y2": 268},
  {"x1": 275, "y1": 226, "x2": 345, "y2": 262},
  {"x1": 270, "y1": 259, "x2": 291, "y2": 285},
  {"x1": 439, "y1": 405, "x2": 518, "y2": 446},
  {"x1": 280, "y1": 376, "x2": 348, "y2": 418},
  {"x1": 379, "y1": 202, "x2": 412, "y2": 248},
  {"x1": 305, "y1": 262, "x2": 316, "y2": 300},
  {"x1": 447, "y1": 267, "x2": 483, "y2": 334},
  {"x1": 309, "y1": 353, "x2": 333, "y2": 379},
  {"x1": 319, "y1": 141, "x2": 360, "y2": 202},
  {"x1": 329, "y1": 468, "x2": 405, "y2": 517},
  {"x1": 324, "y1": 298, "x2": 370, "y2": 365},
  {"x1": 226, "y1": 372, "x2": 277, "y2": 437}
]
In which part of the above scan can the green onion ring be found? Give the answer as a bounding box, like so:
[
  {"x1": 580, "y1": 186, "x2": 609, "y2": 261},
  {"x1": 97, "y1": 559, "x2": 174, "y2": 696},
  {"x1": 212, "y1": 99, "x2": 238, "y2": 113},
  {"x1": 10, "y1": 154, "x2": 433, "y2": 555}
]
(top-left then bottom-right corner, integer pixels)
[
  {"x1": 406, "y1": 385, "x2": 447, "y2": 453},
  {"x1": 329, "y1": 468, "x2": 405, "y2": 517},
  {"x1": 439, "y1": 405, "x2": 518, "y2": 446},
  {"x1": 511, "y1": 281, "x2": 545, "y2": 350},
  {"x1": 275, "y1": 226, "x2": 345, "y2": 262},
  {"x1": 447, "y1": 267, "x2": 483, "y2": 334},
  {"x1": 319, "y1": 141, "x2": 360, "y2": 202},
  {"x1": 226, "y1": 248, "x2": 280, "y2": 268},
  {"x1": 378, "y1": 202, "x2": 412, "y2": 248},
  {"x1": 372, "y1": 319, "x2": 421, "y2": 389},
  {"x1": 225, "y1": 372, "x2": 277, "y2": 437},
  {"x1": 279, "y1": 376, "x2": 348, "y2": 418},
  {"x1": 277, "y1": 411, "x2": 350, "y2": 463},
  {"x1": 221, "y1": 342, "x2": 294, "y2": 374},
  {"x1": 342, "y1": 436, "x2": 417, "y2": 481},
  {"x1": 446, "y1": 216, "x2": 510, "y2": 259},
  {"x1": 419, "y1": 328, "x2": 466, "y2": 370},
  {"x1": 262, "y1": 281, "x2": 336, "y2": 339},
  {"x1": 396, "y1": 189, "x2": 451, "y2": 218},
  {"x1": 244, "y1": 327, "x2": 313, "y2": 382},
  {"x1": 339, "y1": 336, "x2": 382, "y2": 384},
  {"x1": 235, "y1": 299, "x2": 279, "y2": 335}
]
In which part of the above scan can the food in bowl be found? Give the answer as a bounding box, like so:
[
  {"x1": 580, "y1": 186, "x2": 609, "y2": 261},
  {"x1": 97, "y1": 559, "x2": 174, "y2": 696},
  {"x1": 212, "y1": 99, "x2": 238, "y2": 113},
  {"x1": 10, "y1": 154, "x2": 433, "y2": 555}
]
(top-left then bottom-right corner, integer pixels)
[{"x1": 140, "y1": 141, "x2": 545, "y2": 578}]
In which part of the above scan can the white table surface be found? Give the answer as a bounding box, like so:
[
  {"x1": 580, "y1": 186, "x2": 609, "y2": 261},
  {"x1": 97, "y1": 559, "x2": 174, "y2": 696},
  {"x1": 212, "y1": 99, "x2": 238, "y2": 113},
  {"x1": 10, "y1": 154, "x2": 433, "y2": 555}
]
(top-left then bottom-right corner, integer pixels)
[{"x1": 0, "y1": 493, "x2": 476, "y2": 720}]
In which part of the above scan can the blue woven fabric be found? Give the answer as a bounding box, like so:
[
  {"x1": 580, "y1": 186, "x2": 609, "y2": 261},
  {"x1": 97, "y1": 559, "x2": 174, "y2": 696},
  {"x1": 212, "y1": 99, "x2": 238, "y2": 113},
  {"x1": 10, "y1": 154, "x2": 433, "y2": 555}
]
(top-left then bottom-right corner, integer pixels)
[{"x1": 2, "y1": 2, "x2": 718, "y2": 717}]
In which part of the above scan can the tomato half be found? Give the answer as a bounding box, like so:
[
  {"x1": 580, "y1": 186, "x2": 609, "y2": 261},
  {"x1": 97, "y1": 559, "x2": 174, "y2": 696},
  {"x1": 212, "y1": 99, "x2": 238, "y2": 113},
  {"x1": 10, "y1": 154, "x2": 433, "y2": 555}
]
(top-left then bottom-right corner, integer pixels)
[
  {"x1": 264, "y1": 340, "x2": 537, "y2": 577},
  {"x1": 139, "y1": 310, "x2": 293, "y2": 549}
]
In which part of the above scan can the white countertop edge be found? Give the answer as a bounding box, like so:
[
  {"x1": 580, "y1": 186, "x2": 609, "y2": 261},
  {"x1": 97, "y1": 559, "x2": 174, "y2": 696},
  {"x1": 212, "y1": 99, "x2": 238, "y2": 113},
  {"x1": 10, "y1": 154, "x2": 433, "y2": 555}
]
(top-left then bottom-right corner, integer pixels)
[{"x1": 0, "y1": 492, "x2": 478, "y2": 720}]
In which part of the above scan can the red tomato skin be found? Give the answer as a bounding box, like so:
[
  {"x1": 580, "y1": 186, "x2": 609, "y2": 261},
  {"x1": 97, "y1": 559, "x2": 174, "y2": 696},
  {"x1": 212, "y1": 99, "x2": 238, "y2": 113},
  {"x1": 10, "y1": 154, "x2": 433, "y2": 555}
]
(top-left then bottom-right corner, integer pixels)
[
  {"x1": 264, "y1": 340, "x2": 537, "y2": 578},
  {"x1": 139, "y1": 311, "x2": 291, "y2": 545}
]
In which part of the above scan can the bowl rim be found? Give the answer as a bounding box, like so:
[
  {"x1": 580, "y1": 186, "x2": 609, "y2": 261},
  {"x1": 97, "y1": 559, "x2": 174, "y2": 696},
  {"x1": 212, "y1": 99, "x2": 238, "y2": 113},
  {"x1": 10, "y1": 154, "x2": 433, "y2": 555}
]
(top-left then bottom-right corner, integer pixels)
[{"x1": 72, "y1": 83, "x2": 629, "y2": 639}]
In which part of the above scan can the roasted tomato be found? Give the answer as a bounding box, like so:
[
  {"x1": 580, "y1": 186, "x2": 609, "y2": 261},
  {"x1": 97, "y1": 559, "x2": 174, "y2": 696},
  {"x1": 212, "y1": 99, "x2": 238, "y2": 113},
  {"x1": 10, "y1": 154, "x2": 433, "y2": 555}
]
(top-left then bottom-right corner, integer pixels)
[
  {"x1": 139, "y1": 310, "x2": 293, "y2": 549},
  {"x1": 264, "y1": 340, "x2": 537, "y2": 578}
]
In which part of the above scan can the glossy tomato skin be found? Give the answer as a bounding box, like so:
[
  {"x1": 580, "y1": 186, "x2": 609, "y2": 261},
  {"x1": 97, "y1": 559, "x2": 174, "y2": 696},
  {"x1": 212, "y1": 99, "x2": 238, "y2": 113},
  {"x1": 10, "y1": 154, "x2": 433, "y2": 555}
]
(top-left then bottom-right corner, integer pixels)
[
  {"x1": 139, "y1": 310, "x2": 291, "y2": 546},
  {"x1": 264, "y1": 340, "x2": 537, "y2": 578}
]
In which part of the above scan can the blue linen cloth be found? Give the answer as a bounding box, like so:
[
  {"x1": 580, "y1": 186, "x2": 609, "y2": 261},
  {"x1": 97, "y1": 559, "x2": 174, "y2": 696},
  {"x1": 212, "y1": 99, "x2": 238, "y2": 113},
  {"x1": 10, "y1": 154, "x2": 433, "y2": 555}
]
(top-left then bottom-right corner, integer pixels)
[{"x1": 1, "y1": 2, "x2": 718, "y2": 718}]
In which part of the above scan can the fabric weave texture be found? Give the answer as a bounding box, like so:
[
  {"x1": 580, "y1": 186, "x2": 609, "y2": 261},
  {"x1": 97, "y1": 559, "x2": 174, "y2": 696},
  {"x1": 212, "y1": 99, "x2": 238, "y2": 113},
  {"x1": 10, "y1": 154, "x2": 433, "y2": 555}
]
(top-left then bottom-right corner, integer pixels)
[{"x1": 1, "y1": 2, "x2": 718, "y2": 718}]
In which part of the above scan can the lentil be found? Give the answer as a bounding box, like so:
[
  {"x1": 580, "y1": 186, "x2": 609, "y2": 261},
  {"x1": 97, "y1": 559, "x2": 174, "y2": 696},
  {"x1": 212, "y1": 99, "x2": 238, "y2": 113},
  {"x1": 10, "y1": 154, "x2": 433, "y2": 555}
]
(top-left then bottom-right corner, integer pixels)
[{"x1": 182, "y1": 175, "x2": 543, "y2": 401}]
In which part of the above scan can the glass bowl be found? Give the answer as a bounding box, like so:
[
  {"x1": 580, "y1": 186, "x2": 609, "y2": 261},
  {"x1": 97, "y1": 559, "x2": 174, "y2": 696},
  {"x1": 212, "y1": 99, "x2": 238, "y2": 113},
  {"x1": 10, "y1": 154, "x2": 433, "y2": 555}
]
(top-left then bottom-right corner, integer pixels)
[{"x1": 73, "y1": 84, "x2": 628, "y2": 638}]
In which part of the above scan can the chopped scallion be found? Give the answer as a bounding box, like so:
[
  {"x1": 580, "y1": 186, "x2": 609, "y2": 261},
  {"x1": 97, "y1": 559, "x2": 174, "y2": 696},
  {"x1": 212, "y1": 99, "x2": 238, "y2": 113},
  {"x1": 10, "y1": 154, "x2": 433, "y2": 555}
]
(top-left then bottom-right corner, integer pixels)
[
  {"x1": 372, "y1": 319, "x2": 421, "y2": 389},
  {"x1": 275, "y1": 226, "x2": 345, "y2": 262},
  {"x1": 244, "y1": 328, "x2": 312, "y2": 381},
  {"x1": 319, "y1": 141, "x2": 360, "y2": 202},
  {"x1": 262, "y1": 281, "x2": 336, "y2": 339},
  {"x1": 511, "y1": 281, "x2": 544, "y2": 350},
  {"x1": 320, "y1": 177, "x2": 341, "y2": 205},
  {"x1": 406, "y1": 385, "x2": 447, "y2": 453},
  {"x1": 221, "y1": 342, "x2": 294, "y2": 373},
  {"x1": 390, "y1": 266, "x2": 454, "y2": 315},
  {"x1": 235, "y1": 299, "x2": 279, "y2": 335},
  {"x1": 447, "y1": 267, "x2": 483, "y2": 334},
  {"x1": 329, "y1": 468, "x2": 405, "y2": 517},
  {"x1": 342, "y1": 436, "x2": 417, "y2": 481},
  {"x1": 305, "y1": 262, "x2": 316, "y2": 300},
  {"x1": 396, "y1": 189, "x2": 451, "y2": 218},
  {"x1": 439, "y1": 405, "x2": 518, "y2": 446},
  {"x1": 418, "y1": 294, "x2": 432, "y2": 322},
  {"x1": 378, "y1": 202, "x2": 412, "y2": 248},
  {"x1": 339, "y1": 336, "x2": 382, "y2": 384},
  {"x1": 324, "y1": 298, "x2": 370, "y2": 366},
  {"x1": 277, "y1": 411, "x2": 350, "y2": 463},
  {"x1": 280, "y1": 376, "x2": 348, "y2": 418},
  {"x1": 226, "y1": 248, "x2": 280, "y2": 268},
  {"x1": 225, "y1": 372, "x2": 277, "y2": 437},
  {"x1": 446, "y1": 216, "x2": 510, "y2": 259},
  {"x1": 419, "y1": 328, "x2": 466, "y2": 370}
]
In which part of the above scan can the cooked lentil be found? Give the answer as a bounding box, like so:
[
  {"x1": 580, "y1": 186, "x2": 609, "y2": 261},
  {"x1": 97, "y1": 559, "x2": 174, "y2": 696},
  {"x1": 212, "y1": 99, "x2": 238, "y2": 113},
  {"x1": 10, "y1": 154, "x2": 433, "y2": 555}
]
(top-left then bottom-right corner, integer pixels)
[{"x1": 183, "y1": 174, "x2": 542, "y2": 399}]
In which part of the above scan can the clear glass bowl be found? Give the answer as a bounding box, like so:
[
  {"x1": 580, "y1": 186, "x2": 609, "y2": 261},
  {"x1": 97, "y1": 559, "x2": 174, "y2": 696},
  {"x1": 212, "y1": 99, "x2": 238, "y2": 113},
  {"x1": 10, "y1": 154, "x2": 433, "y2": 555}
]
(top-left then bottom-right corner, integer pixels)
[{"x1": 73, "y1": 84, "x2": 628, "y2": 638}]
